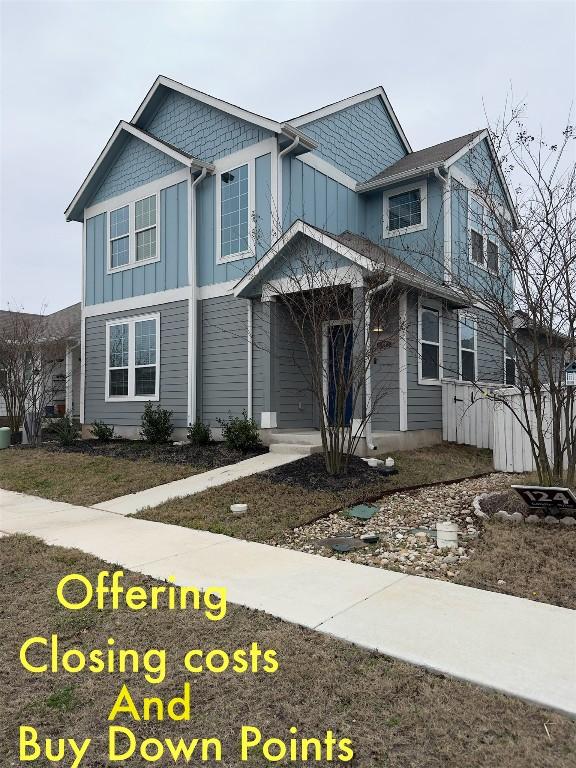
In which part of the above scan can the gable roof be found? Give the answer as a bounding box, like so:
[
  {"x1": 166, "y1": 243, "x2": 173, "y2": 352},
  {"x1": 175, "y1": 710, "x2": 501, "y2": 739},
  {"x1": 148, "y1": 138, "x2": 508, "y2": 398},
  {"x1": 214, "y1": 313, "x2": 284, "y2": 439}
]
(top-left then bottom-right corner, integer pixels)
[
  {"x1": 289, "y1": 86, "x2": 412, "y2": 155},
  {"x1": 0, "y1": 302, "x2": 81, "y2": 341},
  {"x1": 234, "y1": 220, "x2": 467, "y2": 306},
  {"x1": 64, "y1": 121, "x2": 214, "y2": 223},
  {"x1": 131, "y1": 75, "x2": 317, "y2": 153},
  {"x1": 359, "y1": 130, "x2": 484, "y2": 189}
]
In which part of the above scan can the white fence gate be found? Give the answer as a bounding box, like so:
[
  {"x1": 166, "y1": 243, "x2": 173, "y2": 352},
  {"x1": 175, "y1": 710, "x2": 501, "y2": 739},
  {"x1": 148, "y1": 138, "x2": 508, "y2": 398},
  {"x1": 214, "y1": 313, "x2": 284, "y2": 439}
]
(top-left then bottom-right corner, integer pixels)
[
  {"x1": 442, "y1": 380, "x2": 571, "y2": 473},
  {"x1": 441, "y1": 380, "x2": 499, "y2": 450}
]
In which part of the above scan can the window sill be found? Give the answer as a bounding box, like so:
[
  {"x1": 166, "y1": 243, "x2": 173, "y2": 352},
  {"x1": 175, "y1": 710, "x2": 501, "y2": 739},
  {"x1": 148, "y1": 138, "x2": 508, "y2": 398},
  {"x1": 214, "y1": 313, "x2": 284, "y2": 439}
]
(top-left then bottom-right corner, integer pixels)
[
  {"x1": 216, "y1": 249, "x2": 253, "y2": 265},
  {"x1": 417, "y1": 377, "x2": 442, "y2": 386},
  {"x1": 105, "y1": 394, "x2": 160, "y2": 403},
  {"x1": 468, "y1": 257, "x2": 499, "y2": 277},
  {"x1": 384, "y1": 222, "x2": 427, "y2": 238},
  {"x1": 107, "y1": 256, "x2": 161, "y2": 275}
]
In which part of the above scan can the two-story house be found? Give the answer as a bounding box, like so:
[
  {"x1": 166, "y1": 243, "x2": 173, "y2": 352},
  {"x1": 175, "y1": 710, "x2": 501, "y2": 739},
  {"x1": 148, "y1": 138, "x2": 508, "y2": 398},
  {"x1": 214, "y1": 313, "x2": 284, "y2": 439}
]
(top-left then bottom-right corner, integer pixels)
[{"x1": 65, "y1": 76, "x2": 517, "y2": 450}]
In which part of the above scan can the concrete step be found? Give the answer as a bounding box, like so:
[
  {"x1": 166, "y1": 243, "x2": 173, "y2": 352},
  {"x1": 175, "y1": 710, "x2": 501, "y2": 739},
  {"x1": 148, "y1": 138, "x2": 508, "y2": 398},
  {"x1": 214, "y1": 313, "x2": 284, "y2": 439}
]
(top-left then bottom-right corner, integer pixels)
[
  {"x1": 269, "y1": 443, "x2": 323, "y2": 455},
  {"x1": 268, "y1": 432, "x2": 322, "y2": 446}
]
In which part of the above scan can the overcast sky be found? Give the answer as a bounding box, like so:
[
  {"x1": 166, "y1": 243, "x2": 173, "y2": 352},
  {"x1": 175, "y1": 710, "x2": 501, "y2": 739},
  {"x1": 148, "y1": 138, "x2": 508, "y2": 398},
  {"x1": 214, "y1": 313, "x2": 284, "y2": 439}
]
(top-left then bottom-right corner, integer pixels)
[{"x1": 1, "y1": 0, "x2": 574, "y2": 312}]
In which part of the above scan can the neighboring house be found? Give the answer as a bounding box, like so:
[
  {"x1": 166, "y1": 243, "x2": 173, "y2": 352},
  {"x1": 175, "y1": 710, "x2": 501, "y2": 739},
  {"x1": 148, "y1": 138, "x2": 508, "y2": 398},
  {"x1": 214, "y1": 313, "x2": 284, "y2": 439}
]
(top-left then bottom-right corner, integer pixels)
[
  {"x1": 0, "y1": 303, "x2": 81, "y2": 425},
  {"x1": 65, "y1": 76, "x2": 517, "y2": 448}
]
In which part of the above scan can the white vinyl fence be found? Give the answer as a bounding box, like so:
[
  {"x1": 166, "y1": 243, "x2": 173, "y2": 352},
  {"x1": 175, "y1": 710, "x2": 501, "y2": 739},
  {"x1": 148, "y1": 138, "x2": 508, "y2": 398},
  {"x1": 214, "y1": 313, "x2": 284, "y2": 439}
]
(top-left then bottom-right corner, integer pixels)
[{"x1": 442, "y1": 379, "x2": 570, "y2": 473}]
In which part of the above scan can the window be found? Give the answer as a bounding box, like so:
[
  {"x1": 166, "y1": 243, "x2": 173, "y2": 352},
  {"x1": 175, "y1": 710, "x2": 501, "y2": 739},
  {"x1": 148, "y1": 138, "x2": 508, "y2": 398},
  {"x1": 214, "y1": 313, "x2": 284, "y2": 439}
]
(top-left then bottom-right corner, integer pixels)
[
  {"x1": 384, "y1": 181, "x2": 427, "y2": 237},
  {"x1": 504, "y1": 335, "x2": 516, "y2": 385},
  {"x1": 220, "y1": 164, "x2": 249, "y2": 259},
  {"x1": 106, "y1": 314, "x2": 159, "y2": 400},
  {"x1": 459, "y1": 315, "x2": 477, "y2": 381},
  {"x1": 110, "y1": 206, "x2": 129, "y2": 268},
  {"x1": 108, "y1": 194, "x2": 159, "y2": 271},
  {"x1": 469, "y1": 195, "x2": 499, "y2": 274},
  {"x1": 135, "y1": 195, "x2": 157, "y2": 261},
  {"x1": 419, "y1": 304, "x2": 442, "y2": 382},
  {"x1": 389, "y1": 189, "x2": 421, "y2": 231},
  {"x1": 487, "y1": 239, "x2": 499, "y2": 273}
]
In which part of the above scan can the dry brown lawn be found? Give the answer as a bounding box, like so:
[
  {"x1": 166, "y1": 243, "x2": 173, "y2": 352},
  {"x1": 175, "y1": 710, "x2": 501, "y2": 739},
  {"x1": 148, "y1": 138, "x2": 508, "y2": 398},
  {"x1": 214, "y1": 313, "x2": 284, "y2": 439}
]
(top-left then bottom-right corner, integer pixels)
[
  {"x1": 135, "y1": 444, "x2": 493, "y2": 541},
  {"x1": 455, "y1": 521, "x2": 576, "y2": 609},
  {"x1": 0, "y1": 536, "x2": 574, "y2": 768},
  {"x1": 0, "y1": 449, "x2": 194, "y2": 505}
]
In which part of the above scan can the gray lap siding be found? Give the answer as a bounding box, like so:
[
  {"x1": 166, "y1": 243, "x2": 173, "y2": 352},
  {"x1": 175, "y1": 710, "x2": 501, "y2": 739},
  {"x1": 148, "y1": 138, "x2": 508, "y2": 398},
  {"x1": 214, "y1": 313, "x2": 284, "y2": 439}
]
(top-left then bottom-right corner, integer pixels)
[
  {"x1": 198, "y1": 295, "x2": 249, "y2": 426},
  {"x1": 84, "y1": 300, "x2": 188, "y2": 428}
]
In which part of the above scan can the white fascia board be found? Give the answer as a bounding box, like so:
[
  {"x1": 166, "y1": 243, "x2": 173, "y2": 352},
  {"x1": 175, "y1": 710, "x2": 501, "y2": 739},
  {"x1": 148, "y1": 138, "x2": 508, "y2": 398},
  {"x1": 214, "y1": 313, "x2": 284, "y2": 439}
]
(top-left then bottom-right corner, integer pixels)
[
  {"x1": 445, "y1": 130, "x2": 519, "y2": 228},
  {"x1": 289, "y1": 86, "x2": 412, "y2": 154},
  {"x1": 121, "y1": 122, "x2": 213, "y2": 171},
  {"x1": 233, "y1": 220, "x2": 374, "y2": 297},
  {"x1": 65, "y1": 121, "x2": 213, "y2": 223},
  {"x1": 357, "y1": 162, "x2": 439, "y2": 193},
  {"x1": 133, "y1": 75, "x2": 282, "y2": 134}
]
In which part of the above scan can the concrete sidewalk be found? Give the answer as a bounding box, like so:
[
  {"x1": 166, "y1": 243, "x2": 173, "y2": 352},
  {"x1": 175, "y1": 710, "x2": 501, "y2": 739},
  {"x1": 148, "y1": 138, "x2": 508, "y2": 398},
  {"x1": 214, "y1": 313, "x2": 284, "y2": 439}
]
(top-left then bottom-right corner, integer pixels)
[
  {"x1": 93, "y1": 451, "x2": 300, "y2": 515},
  {"x1": 1, "y1": 487, "x2": 575, "y2": 716}
]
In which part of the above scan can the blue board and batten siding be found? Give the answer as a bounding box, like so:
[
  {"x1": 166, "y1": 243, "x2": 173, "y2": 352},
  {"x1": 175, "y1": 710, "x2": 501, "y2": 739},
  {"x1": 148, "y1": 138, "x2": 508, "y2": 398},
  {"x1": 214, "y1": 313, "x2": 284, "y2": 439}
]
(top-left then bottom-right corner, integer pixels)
[
  {"x1": 84, "y1": 300, "x2": 189, "y2": 429},
  {"x1": 85, "y1": 181, "x2": 188, "y2": 305},
  {"x1": 196, "y1": 153, "x2": 272, "y2": 287}
]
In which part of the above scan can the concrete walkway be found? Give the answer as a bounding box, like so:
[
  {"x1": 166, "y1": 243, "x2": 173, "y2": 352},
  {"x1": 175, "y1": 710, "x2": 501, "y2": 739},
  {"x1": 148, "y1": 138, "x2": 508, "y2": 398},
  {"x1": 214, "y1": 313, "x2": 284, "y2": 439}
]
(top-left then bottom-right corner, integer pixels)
[
  {"x1": 1, "y1": 487, "x2": 575, "y2": 717},
  {"x1": 93, "y1": 451, "x2": 300, "y2": 515}
]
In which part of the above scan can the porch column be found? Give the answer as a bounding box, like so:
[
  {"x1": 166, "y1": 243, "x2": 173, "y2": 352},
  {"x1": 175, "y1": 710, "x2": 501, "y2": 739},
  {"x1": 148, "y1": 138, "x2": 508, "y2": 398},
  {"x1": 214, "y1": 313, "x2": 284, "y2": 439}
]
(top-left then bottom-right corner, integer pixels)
[
  {"x1": 260, "y1": 297, "x2": 279, "y2": 430},
  {"x1": 351, "y1": 285, "x2": 366, "y2": 438}
]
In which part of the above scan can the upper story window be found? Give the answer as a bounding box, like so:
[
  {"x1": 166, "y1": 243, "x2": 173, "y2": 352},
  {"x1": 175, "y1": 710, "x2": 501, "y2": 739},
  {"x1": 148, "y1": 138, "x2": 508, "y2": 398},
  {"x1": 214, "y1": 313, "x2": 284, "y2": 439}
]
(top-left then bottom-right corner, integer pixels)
[
  {"x1": 383, "y1": 181, "x2": 427, "y2": 237},
  {"x1": 469, "y1": 194, "x2": 499, "y2": 274},
  {"x1": 459, "y1": 314, "x2": 477, "y2": 381},
  {"x1": 220, "y1": 164, "x2": 249, "y2": 260},
  {"x1": 108, "y1": 194, "x2": 159, "y2": 273},
  {"x1": 419, "y1": 303, "x2": 442, "y2": 384},
  {"x1": 106, "y1": 314, "x2": 159, "y2": 401}
]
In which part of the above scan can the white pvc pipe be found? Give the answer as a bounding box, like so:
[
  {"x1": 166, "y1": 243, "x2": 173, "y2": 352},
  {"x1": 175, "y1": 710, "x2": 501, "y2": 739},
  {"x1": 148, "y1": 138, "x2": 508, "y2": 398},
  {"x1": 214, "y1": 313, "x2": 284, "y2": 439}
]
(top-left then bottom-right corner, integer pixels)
[{"x1": 188, "y1": 167, "x2": 209, "y2": 425}]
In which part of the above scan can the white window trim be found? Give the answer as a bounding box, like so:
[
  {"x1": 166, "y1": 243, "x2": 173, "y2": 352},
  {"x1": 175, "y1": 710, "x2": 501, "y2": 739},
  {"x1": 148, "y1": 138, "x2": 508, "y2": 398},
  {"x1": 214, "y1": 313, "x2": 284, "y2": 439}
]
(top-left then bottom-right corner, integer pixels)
[
  {"x1": 417, "y1": 298, "x2": 443, "y2": 386},
  {"x1": 105, "y1": 312, "x2": 160, "y2": 402},
  {"x1": 467, "y1": 192, "x2": 500, "y2": 276},
  {"x1": 383, "y1": 180, "x2": 428, "y2": 238},
  {"x1": 458, "y1": 312, "x2": 478, "y2": 381},
  {"x1": 107, "y1": 192, "x2": 160, "y2": 274},
  {"x1": 215, "y1": 155, "x2": 255, "y2": 265}
]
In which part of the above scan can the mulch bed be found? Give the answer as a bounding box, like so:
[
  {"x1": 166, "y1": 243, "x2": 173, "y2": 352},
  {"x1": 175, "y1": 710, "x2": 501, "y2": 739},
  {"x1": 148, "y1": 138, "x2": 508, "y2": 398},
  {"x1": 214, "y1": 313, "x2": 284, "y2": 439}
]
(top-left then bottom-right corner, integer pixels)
[
  {"x1": 13, "y1": 439, "x2": 266, "y2": 469},
  {"x1": 264, "y1": 453, "x2": 390, "y2": 492}
]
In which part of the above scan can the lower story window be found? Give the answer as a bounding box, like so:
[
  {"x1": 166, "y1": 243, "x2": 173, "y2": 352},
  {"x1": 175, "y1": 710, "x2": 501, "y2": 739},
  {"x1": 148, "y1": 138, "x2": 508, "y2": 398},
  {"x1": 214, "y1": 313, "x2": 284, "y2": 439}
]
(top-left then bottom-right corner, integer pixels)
[
  {"x1": 106, "y1": 314, "x2": 159, "y2": 400},
  {"x1": 419, "y1": 305, "x2": 441, "y2": 381},
  {"x1": 459, "y1": 315, "x2": 477, "y2": 381},
  {"x1": 505, "y1": 335, "x2": 516, "y2": 385}
]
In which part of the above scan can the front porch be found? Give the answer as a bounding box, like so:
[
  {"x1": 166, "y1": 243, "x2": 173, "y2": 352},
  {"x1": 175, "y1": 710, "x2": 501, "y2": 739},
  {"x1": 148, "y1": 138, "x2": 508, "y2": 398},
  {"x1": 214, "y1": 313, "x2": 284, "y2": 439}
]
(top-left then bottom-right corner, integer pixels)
[{"x1": 261, "y1": 427, "x2": 442, "y2": 456}]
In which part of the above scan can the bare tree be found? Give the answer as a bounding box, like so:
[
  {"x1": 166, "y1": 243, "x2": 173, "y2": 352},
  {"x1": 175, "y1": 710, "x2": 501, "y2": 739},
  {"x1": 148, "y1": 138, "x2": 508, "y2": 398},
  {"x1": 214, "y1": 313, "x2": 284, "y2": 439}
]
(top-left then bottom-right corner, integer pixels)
[
  {"x1": 257, "y1": 234, "x2": 401, "y2": 475},
  {"x1": 0, "y1": 308, "x2": 70, "y2": 445},
  {"x1": 398, "y1": 100, "x2": 576, "y2": 484}
]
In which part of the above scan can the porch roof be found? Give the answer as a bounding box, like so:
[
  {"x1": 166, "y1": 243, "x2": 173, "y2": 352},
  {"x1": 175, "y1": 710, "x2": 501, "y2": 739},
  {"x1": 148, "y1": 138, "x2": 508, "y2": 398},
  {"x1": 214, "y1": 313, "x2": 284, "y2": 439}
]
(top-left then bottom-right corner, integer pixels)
[{"x1": 234, "y1": 220, "x2": 469, "y2": 307}]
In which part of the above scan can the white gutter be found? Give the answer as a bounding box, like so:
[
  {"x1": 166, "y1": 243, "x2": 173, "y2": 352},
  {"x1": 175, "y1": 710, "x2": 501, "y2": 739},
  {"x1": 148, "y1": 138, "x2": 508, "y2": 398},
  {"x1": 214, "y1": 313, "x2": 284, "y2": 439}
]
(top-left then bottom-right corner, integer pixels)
[
  {"x1": 188, "y1": 167, "x2": 209, "y2": 425},
  {"x1": 364, "y1": 276, "x2": 395, "y2": 451},
  {"x1": 434, "y1": 165, "x2": 452, "y2": 284}
]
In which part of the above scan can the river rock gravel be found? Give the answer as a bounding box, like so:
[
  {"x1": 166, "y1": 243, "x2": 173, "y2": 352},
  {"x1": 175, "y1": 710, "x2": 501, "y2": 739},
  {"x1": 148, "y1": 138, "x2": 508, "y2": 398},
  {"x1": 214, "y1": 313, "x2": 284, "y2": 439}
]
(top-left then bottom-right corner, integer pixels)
[{"x1": 269, "y1": 473, "x2": 521, "y2": 582}]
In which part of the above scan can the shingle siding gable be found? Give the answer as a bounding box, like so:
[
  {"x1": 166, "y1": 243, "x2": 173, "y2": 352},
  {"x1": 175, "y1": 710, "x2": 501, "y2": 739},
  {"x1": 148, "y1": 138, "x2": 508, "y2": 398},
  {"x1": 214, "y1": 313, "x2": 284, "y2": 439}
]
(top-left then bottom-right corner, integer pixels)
[
  {"x1": 301, "y1": 96, "x2": 406, "y2": 182},
  {"x1": 144, "y1": 90, "x2": 273, "y2": 162},
  {"x1": 90, "y1": 136, "x2": 182, "y2": 206}
]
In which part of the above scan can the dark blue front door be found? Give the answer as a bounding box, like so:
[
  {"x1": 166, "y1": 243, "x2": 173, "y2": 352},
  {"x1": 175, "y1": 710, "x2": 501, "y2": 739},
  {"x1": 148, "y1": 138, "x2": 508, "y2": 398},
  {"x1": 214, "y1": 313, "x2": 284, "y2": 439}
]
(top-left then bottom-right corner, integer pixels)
[{"x1": 327, "y1": 323, "x2": 353, "y2": 426}]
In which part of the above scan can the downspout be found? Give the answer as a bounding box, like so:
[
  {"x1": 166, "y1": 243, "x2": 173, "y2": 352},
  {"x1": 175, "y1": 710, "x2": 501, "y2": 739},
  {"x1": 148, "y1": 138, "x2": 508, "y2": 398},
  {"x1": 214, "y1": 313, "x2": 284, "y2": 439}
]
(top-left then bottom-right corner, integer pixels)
[
  {"x1": 365, "y1": 276, "x2": 395, "y2": 451},
  {"x1": 434, "y1": 165, "x2": 452, "y2": 285},
  {"x1": 188, "y1": 166, "x2": 209, "y2": 426},
  {"x1": 247, "y1": 299, "x2": 253, "y2": 419},
  {"x1": 277, "y1": 136, "x2": 299, "y2": 233}
]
